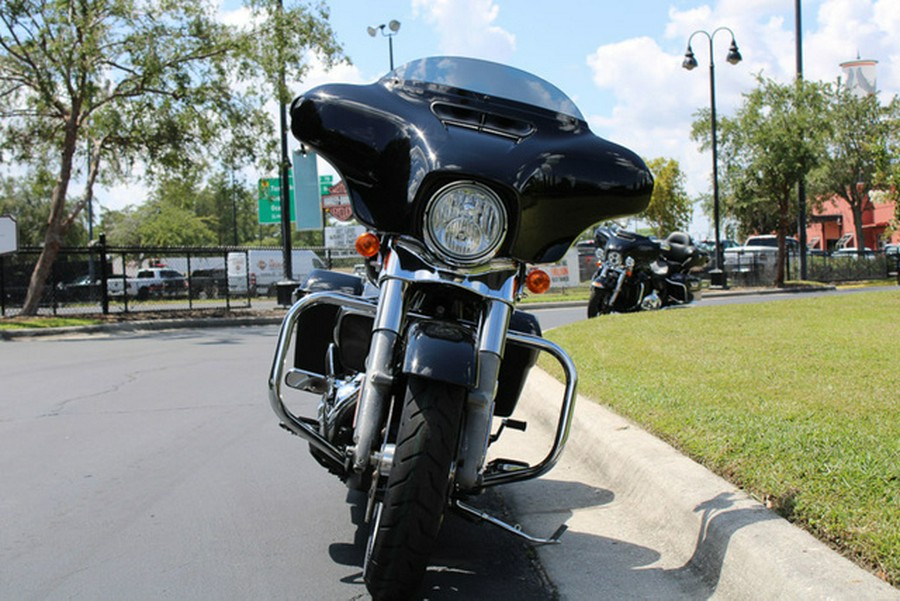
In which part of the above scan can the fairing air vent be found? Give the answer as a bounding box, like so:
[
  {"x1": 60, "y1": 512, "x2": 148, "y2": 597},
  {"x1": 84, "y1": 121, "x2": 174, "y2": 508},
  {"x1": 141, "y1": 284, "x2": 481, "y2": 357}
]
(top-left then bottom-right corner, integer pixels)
[{"x1": 431, "y1": 102, "x2": 534, "y2": 141}]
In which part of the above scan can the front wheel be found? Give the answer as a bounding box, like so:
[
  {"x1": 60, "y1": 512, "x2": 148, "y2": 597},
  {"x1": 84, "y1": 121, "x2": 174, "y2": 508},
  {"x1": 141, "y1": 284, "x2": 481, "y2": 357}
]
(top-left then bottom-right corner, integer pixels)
[
  {"x1": 364, "y1": 376, "x2": 465, "y2": 601},
  {"x1": 587, "y1": 288, "x2": 610, "y2": 318}
]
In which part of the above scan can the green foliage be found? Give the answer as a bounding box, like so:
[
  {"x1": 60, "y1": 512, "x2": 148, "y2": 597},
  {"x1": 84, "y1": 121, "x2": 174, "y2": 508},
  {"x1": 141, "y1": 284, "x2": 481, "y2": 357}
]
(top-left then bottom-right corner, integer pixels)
[
  {"x1": 544, "y1": 291, "x2": 900, "y2": 585},
  {"x1": 0, "y1": 171, "x2": 86, "y2": 246},
  {"x1": 808, "y1": 87, "x2": 900, "y2": 254},
  {"x1": 101, "y1": 170, "x2": 267, "y2": 247},
  {"x1": 0, "y1": 0, "x2": 345, "y2": 313},
  {"x1": 642, "y1": 157, "x2": 692, "y2": 237},
  {"x1": 238, "y1": 0, "x2": 346, "y2": 104},
  {"x1": 694, "y1": 76, "x2": 829, "y2": 285},
  {"x1": 133, "y1": 202, "x2": 217, "y2": 247}
]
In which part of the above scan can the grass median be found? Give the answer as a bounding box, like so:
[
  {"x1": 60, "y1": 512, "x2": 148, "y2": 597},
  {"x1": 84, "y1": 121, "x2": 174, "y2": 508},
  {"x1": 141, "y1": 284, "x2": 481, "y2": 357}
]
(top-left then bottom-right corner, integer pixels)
[{"x1": 541, "y1": 290, "x2": 899, "y2": 585}]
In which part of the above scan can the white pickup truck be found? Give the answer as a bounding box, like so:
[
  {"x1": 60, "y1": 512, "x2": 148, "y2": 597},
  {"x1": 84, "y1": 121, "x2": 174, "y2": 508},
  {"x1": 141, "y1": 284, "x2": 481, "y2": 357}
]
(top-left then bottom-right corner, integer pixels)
[
  {"x1": 723, "y1": 235, "x2": 799, "y2": 274},
  {"x1": 107, "y1": 267, "x2": 188, "y2": 300}
]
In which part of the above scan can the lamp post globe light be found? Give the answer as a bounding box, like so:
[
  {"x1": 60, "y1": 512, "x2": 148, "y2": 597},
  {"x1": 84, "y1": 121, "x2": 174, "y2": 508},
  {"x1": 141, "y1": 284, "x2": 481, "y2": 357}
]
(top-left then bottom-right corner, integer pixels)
[
  {"x1": 683, "y1": 27, "x2": 742, "y2": 289},
  {"x1": 368, "y1": 19, "x2": 401, "y2": 70}
]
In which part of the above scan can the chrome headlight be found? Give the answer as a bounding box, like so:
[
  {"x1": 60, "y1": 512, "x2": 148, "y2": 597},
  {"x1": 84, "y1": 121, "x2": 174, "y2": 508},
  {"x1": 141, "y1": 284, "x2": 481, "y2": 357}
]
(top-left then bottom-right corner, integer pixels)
[{"x1": 423, "y1": 181, "x2": 507, "y2": 265}]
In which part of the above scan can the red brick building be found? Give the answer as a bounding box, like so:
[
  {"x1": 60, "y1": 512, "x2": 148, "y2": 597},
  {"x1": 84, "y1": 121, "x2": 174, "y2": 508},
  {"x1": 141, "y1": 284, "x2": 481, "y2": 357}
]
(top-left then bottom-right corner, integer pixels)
[{"x1": 805, "y1": 192, "x2": 899, "y2": 251}]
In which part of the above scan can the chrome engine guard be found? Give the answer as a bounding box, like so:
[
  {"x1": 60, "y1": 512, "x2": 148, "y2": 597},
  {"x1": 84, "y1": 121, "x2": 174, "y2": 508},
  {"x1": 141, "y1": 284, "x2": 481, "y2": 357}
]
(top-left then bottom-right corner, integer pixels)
[{"x1": 267, "y1": 290, "x2": 579, "y2": 490}]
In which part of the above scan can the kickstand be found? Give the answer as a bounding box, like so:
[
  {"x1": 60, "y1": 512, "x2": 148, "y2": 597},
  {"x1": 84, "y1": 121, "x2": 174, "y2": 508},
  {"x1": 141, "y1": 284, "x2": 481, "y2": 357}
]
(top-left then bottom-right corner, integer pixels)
[{"x1": 451, "y1": 499, "x2": 567, "y2": 545}]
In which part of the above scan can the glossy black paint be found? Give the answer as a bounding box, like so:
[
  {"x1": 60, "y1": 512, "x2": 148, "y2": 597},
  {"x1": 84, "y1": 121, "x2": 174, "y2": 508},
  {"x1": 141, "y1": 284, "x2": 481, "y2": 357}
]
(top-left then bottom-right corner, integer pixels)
[
  {"x1": 600, "y1": 229, "x2": 661, "y2": 269},
  {"x1": 291, "y1": 58, "x2": 653, "y2": 264},
  {"x1": 402, "y1": 320, "x2": 477, "y2": 387}
]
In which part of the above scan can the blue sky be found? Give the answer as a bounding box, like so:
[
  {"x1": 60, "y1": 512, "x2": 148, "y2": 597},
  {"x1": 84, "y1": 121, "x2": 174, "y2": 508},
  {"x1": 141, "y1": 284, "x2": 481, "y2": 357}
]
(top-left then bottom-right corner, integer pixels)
[{"x1": 123, "y1": 0, "x2": 900, "y2": 238}]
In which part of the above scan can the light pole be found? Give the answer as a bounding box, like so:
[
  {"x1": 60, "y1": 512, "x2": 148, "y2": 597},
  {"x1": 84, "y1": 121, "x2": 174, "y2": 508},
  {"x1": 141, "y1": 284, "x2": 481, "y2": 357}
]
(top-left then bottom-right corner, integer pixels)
[
  {"x1": 367, "y1": 20, "x2": 401, "y2": 70},
  {"x1": 795, "y1": 0, "x2": 808, "y2": 280},
  {"x1": 683, "y1": 27, "x2": 742, "y2": 289}
]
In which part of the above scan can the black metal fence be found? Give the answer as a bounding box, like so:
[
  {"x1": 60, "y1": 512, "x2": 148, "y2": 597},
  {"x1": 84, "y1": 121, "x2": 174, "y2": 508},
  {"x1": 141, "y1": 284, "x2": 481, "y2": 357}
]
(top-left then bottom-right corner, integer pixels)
[
  {"x1": 1, "y1": 239, "x2": 361, "y2": 318},
  {"x1": 722, "y1": 251, "x2": 899, "y2": 287},
  {"x1": 3, "y1": 241, "x2": 897, "y2": 317}
]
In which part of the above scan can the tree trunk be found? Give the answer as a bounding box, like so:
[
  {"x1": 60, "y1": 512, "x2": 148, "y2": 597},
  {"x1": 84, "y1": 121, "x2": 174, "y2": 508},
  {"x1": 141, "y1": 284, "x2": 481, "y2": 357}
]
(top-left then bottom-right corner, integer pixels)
[
  {"x1": 774, "y1": 192, "x2": 790, "y2": 287},
  {"x1": 852, "y1": 203, "x2": 866, "y2": 257},
  {"x1": 20, "y1": 116, "x2": 80, "y2": 316}
]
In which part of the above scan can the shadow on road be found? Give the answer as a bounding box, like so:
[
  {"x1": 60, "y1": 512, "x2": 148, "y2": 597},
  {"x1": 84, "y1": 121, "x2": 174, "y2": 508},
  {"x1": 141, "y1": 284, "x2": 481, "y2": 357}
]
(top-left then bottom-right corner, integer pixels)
[{"x1": 328, "y1": 488, "x2": 559, "y2": 600}]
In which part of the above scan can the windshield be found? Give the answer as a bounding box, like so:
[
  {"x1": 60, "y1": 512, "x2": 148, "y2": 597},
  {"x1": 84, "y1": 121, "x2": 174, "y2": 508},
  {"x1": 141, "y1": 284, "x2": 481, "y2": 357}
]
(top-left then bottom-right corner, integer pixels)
[{"x1": 383, "y1": 56, "x2": 584, "y2": 120}]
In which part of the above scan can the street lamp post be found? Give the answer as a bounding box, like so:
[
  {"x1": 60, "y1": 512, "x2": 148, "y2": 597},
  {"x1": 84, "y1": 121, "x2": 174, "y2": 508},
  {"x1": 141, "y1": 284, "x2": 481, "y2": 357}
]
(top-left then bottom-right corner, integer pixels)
[
  {"x1": 367, "y1": 20, "x2": 401, "y2": 70},
  {"x1": 683, "y1": 27, "x2": 742, "y2": 289}
]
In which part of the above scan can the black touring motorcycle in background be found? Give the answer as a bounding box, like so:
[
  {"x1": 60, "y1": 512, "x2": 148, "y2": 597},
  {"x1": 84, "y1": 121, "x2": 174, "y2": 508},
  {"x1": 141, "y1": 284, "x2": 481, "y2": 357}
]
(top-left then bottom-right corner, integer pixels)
[
  {"x1": 586, "y1": 226, "x2": 708, "y2": 318},
  {"x1": 267, "y1": 56, "x2": 653, "y2": 600}
]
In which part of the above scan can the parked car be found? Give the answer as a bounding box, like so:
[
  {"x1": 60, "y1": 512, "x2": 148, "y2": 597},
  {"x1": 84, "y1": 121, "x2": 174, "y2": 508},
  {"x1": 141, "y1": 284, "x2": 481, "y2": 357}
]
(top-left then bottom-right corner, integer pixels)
[
  {"x1": 697, "y1": 238, "x2": 739, "y2": 254},
  {"x1": 833, "y1": 247, "x2": 876, "y2": 260},
  {"x1": 189, "y1": 268, "x2": 227, "y2": 299},
  {"x1": 56, "y1": 274, "x2": 101, "y2": 302},
  {"x1": 108, "y1": 268, "x2": 188, "y2": 299},
  {"x1": 723, "y1": 235, "x2": 799, "y2": 273}
]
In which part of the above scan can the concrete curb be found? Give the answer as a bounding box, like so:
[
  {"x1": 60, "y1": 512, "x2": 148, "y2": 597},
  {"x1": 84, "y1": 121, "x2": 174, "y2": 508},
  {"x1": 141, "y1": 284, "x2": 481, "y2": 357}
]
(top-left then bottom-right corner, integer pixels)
[{"x1": 506, "y1": 369, "x2": 898, "y2": 599}]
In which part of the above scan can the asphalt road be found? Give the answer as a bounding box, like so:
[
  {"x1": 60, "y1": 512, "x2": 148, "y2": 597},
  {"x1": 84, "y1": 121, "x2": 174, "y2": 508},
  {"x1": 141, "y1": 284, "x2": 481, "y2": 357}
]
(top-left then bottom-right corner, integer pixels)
[
  {"x1": 3, "y1": 285, "x2": 895, "y2": 599},
  {"x1": 0, "y1": 326, "x2": 554, "y2": 600}
]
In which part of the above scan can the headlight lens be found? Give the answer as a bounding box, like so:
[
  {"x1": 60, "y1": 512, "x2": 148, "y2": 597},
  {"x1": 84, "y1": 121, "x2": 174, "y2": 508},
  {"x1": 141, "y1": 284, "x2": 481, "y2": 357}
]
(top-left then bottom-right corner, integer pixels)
[{"x1": 423, "y1": 181, "x2": 507, "y2": 265}]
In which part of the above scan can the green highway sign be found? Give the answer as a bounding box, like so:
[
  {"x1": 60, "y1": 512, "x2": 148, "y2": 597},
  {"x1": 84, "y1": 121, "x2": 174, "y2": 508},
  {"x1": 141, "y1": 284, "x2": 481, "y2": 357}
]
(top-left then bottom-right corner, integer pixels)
[
  {"x1": 257, "y1": 177, "x2": 295, "y2": 225},
  {"x1": 257, "y1": 196, "x2": 295, "y2": 225},
  {"x1": 320, "y1": 174, "x2": 333, "y2": 196}
]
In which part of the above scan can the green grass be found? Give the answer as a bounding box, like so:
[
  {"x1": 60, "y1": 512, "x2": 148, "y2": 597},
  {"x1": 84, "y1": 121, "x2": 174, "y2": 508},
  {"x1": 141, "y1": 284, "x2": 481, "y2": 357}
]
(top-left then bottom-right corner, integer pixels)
[
  {"x1": 542, "y1": 291, "x2": 900, "y2": 585},
  {"x1": 0, "y1": 316, "x2": 102, "y2": 330},
  {"x1": 521, "y1": 285, "x2": 591, "y2": 304}
]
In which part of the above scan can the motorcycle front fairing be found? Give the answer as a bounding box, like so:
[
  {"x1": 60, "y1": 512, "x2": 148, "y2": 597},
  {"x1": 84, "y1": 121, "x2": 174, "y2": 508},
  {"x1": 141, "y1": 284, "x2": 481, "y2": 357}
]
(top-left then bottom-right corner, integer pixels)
[{"x1": 291, "y1": 56, "x2": 653, "y2": 264}]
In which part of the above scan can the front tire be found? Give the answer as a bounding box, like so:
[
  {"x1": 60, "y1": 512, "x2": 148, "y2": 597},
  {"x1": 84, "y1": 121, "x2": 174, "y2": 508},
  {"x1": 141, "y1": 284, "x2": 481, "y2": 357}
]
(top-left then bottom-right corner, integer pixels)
[
  {"x1": 364, "y1": 376, "x2": 465, "y2": 601},
  {"x1": 587, "y1": 288, "x2": 610, "y2": 318}
]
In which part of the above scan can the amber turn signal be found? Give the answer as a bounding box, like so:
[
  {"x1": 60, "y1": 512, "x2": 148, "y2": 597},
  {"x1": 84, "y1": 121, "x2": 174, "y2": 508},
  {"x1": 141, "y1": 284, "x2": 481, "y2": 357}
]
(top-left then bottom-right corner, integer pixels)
[
  {"x1": 355, "y1": 232, "x2": 380, "y2": 258},
  {"x1": 525, "y1": 269, "x2": 551, "y2": 294}
]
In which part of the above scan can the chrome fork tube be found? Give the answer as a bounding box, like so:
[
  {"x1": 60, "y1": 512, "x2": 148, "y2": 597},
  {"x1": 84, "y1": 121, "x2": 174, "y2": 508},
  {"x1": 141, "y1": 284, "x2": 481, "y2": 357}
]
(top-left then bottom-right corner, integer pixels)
[
  {"x1": 352, "y1": 277, "x2": 406, "y2": 472},
  {"x1": 457, "y1": 298, "x2": 512, "y2": 490},
  {"x1": 608, "y1": 269, "x2": 627, "y2": 306}
]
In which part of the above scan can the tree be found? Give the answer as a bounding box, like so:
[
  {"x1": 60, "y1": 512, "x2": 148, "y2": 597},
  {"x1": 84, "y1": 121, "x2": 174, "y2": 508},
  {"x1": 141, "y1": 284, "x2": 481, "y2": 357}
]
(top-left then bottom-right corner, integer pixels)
[
  {"x1": 1, "y1": 170, "x2": 85, "y2": 246},
  {"x1": 641, "y1": 157, "x2": 692, "y2": 237},
  {"x1": 0, "y1": 0, "x2": 343, "y2": 315},
  {"x1": 808, "y1": 86, "x2": 900, "y2": 255},
  {"x1": 192, "y1": 171, "x2": 258, "y2": 246},
  {"x1": 694, "y1": 76, "x2": 827, "y2": 286}
]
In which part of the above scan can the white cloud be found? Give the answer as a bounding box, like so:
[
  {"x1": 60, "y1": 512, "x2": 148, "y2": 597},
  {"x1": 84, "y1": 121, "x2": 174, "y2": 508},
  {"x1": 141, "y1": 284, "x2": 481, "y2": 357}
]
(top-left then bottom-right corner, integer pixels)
[
  {"x1": 586, "y1": 0, "x2": 900, "y2": 237},
  {"x1": 411, "y1": 0, "x2": 516, "y2": 62}
]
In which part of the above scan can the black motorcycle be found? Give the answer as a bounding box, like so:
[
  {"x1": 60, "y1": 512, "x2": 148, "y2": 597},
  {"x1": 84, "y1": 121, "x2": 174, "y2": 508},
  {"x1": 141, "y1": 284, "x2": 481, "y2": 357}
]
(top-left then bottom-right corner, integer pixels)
[
  {"x1": 267, "y1": 56, "x2": 652, "y2": 600},
  {"x1": 587, "y1": 227, "x2": 707, "y2": 317}
]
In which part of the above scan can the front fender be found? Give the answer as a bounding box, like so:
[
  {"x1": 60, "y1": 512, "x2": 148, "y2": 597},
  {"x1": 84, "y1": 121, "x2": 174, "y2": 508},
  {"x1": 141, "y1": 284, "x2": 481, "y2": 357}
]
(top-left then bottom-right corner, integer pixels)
[{"x1": 402, "y1": 320, "x2": 476, "y2": 388}]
